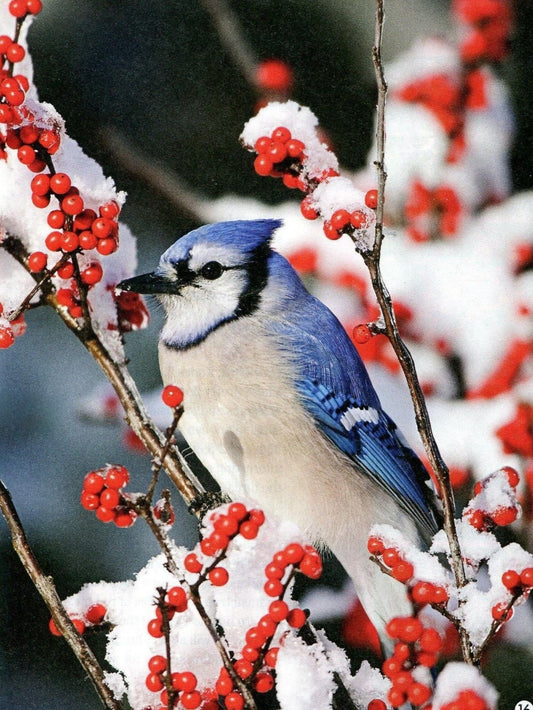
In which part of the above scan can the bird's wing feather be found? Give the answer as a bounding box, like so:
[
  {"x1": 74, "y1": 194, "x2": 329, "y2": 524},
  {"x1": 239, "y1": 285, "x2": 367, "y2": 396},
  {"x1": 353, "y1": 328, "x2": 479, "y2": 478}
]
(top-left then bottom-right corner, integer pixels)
[{"x1": 270, "y1": 288, "x2": 439, "y2": 537}]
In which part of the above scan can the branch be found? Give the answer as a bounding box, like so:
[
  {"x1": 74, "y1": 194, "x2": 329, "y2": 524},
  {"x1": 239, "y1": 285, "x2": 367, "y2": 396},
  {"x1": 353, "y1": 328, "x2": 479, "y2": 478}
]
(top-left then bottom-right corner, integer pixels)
[
  {"x1": 367, "y1": 0, "x2": 474, "y2": 665},
  {"x1": 0, "y1": 480, "x2": 124, "y2": 710}
]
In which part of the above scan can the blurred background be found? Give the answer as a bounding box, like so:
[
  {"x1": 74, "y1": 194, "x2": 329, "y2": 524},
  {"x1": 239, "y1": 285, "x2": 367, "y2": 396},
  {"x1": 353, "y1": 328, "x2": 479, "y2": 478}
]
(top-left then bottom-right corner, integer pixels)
[{"x1": 0, "y1": 0, "x2": 532, "y2": 707}]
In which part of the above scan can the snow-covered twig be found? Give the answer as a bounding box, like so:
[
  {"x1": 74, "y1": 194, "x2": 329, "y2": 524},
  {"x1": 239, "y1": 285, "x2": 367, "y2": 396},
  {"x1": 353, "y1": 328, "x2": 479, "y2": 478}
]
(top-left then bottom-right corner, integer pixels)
[{"x1": 0, "y1": 480, "x2": 124, "y2": 710}]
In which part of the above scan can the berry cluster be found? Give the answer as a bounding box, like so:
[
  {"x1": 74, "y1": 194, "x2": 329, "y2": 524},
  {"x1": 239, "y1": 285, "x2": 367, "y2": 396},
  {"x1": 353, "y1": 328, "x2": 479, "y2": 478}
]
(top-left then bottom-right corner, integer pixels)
[
  {"x1": 143, "y1": 503, "x2": 323, "y2": 709},
  {"x1": 464, "y1": 466, "x2": 520, "y2": 530},
  {"x1": 0, "y1": 301, "x2": 25, "y2": 348},
  {"x1": 49, "y1": 602, "x2": 107, "y2": 637},
  {"x1": 80, "y1": 464, "x2": 136, "y2": 528},
  {"x1": 319, "y1": 189, "x2": 378, "y2": 242},
  {"x1": 492, "y1": 566, "x2": 533, "y2": 622},
  {"x1": 252, "y1": 125, "x2": 308, "y2": 189},
  {"x1": 383, "y1": 615, "x2": 443, "y2": 707},
  {"x1": 404, "y1": 180, "x2": 462, "y2": 243},
  {"x1": 496, "y1": 403, "x2": 533, "y2": 459},
  {"x1": 453, "y1": 0, "x2": 513, "y2": 64},
  {"x1": 367, "y1": 536, "x2": 450, "y2": 606}
]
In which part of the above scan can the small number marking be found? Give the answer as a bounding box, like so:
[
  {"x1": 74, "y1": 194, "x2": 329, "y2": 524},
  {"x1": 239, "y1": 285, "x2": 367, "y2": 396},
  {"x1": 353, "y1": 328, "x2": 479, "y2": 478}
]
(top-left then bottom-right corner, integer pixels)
[{"x1": 515, "y1": 701, "x2": 533, "y2": 710}]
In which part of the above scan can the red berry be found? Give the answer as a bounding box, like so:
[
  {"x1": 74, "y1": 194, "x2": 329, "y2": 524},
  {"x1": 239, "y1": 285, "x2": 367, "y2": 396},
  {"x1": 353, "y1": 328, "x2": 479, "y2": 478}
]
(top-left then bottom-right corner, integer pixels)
[
  {"x1": 27, "y1": 251, "x2": 47, "y2": 273},
  {"x1": 208, "y1": 567, "x2": 229, "y2": 586},
  {"x1": 0, "y1": 104, "x2": 14, "y2": 123},
  {"x1": 353, "y1": 324, "x2": 372, "y2": 344},
  {"x1": 214, "y1": 514, "x2": 239, "y2": 536},
  {"x1": 299, "y1": 551, "x2": 322, "y2": 579},
  {"x1": 520, "y1": 567, "x2": 533, "y2": 588},
  {"x1": 254, "y1": 136, "x2": 272, "y2": 153},
  {"x1": 323, "y1": 220, "x2": 341, "y2": 240},
  {"x1": 39, "y1": 129, "x2": 60, "y2": 153},
  {"x1": 382, "y1": 547, "x2": 401, "y2": 568},
  {"x1": 91, "y1": 217, "x2": 114, "y2": 239},
  {"x1": 6, "y1": 43, "x2": 25, "y2": 63},
  {"x1": 49, "y1": 172, "x2": 71, "y2": 195},
  {"x1": 148, "y1": 654, "x2": 167, "y2": 673},
  {"x1": 234, "y1": 658, "x2": 253, "y2": 679},
  {"x1": 100, "y1": 487, "x2": 120, "y2": 509},
  {"x1": 80, "y1": 491, "x2": 100, "y2": 510},
  {"x1": 367, "y1": 536, "x2": 384, "y2": 555},
  {"x1": 78, "y1": 230, "x2": 98, "y2": 250},
  {"x1": 228, "y1": 502, "x2": 247, "y2": 521},
  {"x1": 145, "y1": 672, "x2": 164, "y2": 692},
  {"x1": 258, "y1": 613, "x2": 277, "y2": 637},
  {"x1": 96, "y1": 238, "x2": 118, "y2": 255},
  {"x1": 60, "y1": 231, "x2": 79, "y2": 252},
  {"x1": 114, "y1": 507, "x2": 136, "y2": 528},
  {"x1": 81, "y1": 262, "x2": 103, "y2": 285},
  {"x1": 286, "y1": 138, "x2": 305, "y2": 158},
  {"x1": 268, "y1": 599, "x2": 289, "y2": 622},
  {"x1": 264, "y1": 647, "x2": 279, "y2": 668},
  {"x1": 416, "y1": 650, "x2": 439, "y2": 667},
  {"x1": 96, "y1": 506, "x2": 116, "y2": 523},
  {"x1": 47, "y1": 210, "x2": 65, "y2": 229},
  {"x1": 74, "y1": 208, "x2": 97, "y2": 231},
  {"x1": 241, "y1": 644, "x2": 259, "y2": 662},
  {"x1": 167, "y1": 586, "x2": 188, "y2": 612},
  {"x1": 266, "y1": 141, "x2": 288, "y2": 163},
  {"x1": 365, "y1": 189, "x2": 379, "y2": 209},
  {"x1": 71, "y1": 618, "x2": 86, "y2": 634},
  {"x1": 9, "y1": 0, "x2": 27, "y2": 18},
  {"x1": 256, "y1": 60, "x2": 293, "y2": 92},
  {"x1": 99, "y1": 201, "x2": 120, "y2": 219},
  {"x1": 200, "y1": 537, "x2": 217, "y2": 556},
  {"x1": 48, "y1": 617, "x2": 62, "y2": 636},
  {"x1": 368, "y1": 701, "x2": 387, "y2": 710},
  {"x1": 491, "y1": 506, "x2": 518, "y2": 526},
  {"x1": 502, "y1": 466, "x2": 520, "y2": 488},
  {"x1": 175, "y1": 671, "x2": 197, "y2": 692},
  {"x1": 31, "y1": 192, "x2": 50, "y2": 208},
  {"x1": 86, "y1": 603, "x2": 107, "y2": 624},
  {"x1": 17, "y1": 145, "x2": 36, "y2": 164},
  {"x1": 249, "y1": 508, "x2": 265, "y2": 525},
  {"x1": 300, "y1": 196, "x2": 318, "y2": 220},
  {"x1": 244, "y1": 626, "x2": 266, "y2": 649},
  {"x1": 392, "y1": 561, "x2": 414, "y2": 583},
  {"x1": 419, "y1": 627, "x2": 443, "y2": 653},
  {"x1": 284, "y1": 543, "x2": 304, "y2": 564},
  {"x1": 267, "y1": 129, "x2": 291, "y2": 147},
  {"x1": 398, "y1": 617, "x2": 423, "y2": 643},
  {"x1": 19, "y1": 125, "x2": 39, "y2": 145},
  {"x1": 491, "y1": 602, "x2": 513, "y2": 621},
  {"x1": 408, "y1": 682, "x2": 432, "y2": 706},
  {"x1": 26, "y1": 0, "x2": 43, "y2": 13},
  {"x1": 184, "y1": 553, "x2": 203, "y2": 574},
  {"x1": 253, "y1": 671, "x2": 274, "y2": 693},
  {"x1": 387, "y1": 687, "x2": 407, "y2": 708},
  {"x1": 83, "y1": 471, "x2": 105, "y2": 494},
  {"x1": 350, "y1": 210, "x2": 367, "y2": 229},
  {"x1": 253, "y1": 154, "x2": 274, "y2": 176},
  {"x1": 31, "y1": 173, "x2": 50, "y2": 196},
  {"x1": 0, "y1": 326, "x2": 12, "y2": 349},
  {"x1": 147, "y1": 618, "x2": 164, "y2": 637},
  {"x1": 161, "y1": 384, "x2": 184, "y2": 408},
  {"x1": 5, "y1": 88, "x2": 24, "y2": 105},
  {"x1": 264, "y1": 578, "x2": 284, "y2": 597},
  {"x1": 287, "y1": 607, "x2": 306, "y2": 628},
  {"x1": 239, "y1": 520, "x2": 259, "y2": 539},
  {"x1": 225, "y1": 691, "x2": 244, "y2": 710},
  {"x1": 411, "y1": 581, "x2": 436, "y2": 605},
  {"x1": 61, "y1": 193, "x2": 84, "y2": 216},
  {"x1": 501, "y1": 570, "x2": 521, "y2": 590},
  {"x1": 215, "y1": 668, "x2": 233, "y2": 696},
  {"x1": 330, "y1": 209, "x2": 351, "y2": 230},
  {"x1": 392, "y1": 671, "x2": 413, "y2": 692},
  {"x1": 181, "y1": 691, "x2": 202, "y2": 709},
  {"x1": 105, "y1": 465, "x2": 129, "y2": 489}
]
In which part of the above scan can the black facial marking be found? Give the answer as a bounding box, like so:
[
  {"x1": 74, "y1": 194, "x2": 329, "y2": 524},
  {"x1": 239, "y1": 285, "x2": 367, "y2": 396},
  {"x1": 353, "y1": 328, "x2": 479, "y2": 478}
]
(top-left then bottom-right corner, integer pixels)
[
  {"x1": 236, "y1": 242, "x2": 270, "y2": 317},
  {"x1": 173, "y1": 260, "x2": 196, "y2": 286}
]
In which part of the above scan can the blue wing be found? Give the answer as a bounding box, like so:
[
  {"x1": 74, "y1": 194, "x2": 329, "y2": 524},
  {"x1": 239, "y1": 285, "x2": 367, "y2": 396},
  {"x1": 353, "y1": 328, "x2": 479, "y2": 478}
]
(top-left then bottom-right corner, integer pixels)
[{"x1": 268, "y1": 255, "x2": 439, "y2": 537}]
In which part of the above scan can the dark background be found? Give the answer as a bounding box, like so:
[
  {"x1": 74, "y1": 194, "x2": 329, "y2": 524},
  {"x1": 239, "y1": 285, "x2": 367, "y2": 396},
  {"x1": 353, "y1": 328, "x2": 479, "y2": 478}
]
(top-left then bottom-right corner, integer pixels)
[{"x1": 1, "y1": 1, "x2": 532, "y2": 707}]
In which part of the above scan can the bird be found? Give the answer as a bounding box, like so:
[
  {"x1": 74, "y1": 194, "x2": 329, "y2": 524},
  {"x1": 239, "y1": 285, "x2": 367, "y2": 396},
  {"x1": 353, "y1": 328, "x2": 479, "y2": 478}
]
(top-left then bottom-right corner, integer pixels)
[{"x1": 118, "y1": 218, "x2": 440, "y2": 647}]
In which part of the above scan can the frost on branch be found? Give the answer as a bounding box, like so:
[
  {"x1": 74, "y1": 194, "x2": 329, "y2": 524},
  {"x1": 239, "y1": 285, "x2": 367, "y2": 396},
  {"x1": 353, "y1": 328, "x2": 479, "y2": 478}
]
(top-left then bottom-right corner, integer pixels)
[
  {"x1": 55, "y1": 503, "x2": 389, "y2": 709},
  {"x1": 0, "y1": 5, "x2": 145, "y2": 361}
]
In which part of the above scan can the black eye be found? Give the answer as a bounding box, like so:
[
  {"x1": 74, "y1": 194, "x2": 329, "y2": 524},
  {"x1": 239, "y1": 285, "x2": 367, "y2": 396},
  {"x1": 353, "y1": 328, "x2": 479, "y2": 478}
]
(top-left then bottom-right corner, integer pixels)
[{"x1": 200, "y1": 261, "x2": 224, "y2": 280}]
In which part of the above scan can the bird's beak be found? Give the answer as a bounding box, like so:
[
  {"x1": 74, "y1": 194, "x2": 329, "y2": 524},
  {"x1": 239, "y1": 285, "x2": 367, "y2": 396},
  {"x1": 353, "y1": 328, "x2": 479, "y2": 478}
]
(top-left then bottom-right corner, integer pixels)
[{"x1": 117, "y1": 271, "x2": 177, "y2": 295}]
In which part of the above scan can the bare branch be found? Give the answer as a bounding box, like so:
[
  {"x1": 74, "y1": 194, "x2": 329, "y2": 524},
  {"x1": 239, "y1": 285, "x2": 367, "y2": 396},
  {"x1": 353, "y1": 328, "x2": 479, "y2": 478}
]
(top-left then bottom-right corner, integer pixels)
[
  {"x1": 0, "y1": 480, "x2": 124, "y2": 710},
  {"x1": 367, "y1": 0, "x2": 474, "y2": 665}
]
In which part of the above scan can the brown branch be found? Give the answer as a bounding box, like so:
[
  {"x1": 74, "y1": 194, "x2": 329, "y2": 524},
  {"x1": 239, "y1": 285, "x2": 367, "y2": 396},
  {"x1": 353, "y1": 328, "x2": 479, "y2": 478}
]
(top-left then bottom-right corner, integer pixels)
[
  {"x1": 367, "y1": 0, "x2": 474, "y2": 665},
  {"x1": 0, "y1": 480, "x2": 124, "y2": 710}
]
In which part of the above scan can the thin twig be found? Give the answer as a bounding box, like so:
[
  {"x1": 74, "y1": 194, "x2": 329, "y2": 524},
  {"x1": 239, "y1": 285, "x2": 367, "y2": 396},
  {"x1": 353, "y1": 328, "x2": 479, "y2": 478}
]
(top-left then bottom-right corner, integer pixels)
[
  {"x1": 367, "y1": 0, "x2": 473, "y2": 665},
  {"x1": 0, "y1": 480, "x2": 124, "y2": 710}
]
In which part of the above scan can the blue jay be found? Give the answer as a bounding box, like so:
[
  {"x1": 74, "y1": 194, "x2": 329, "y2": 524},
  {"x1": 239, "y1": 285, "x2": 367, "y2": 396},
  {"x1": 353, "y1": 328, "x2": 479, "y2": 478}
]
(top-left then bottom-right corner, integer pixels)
[{"x1": 119, "y1": 219, "x2": 440, "y2": 646}]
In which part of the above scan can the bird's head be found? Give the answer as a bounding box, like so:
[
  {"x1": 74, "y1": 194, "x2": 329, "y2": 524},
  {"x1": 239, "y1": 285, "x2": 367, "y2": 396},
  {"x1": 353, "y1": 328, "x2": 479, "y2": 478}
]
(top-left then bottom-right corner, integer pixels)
[{"x1": 118, "y1": 219, "x2": 282, "y2": 348}]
